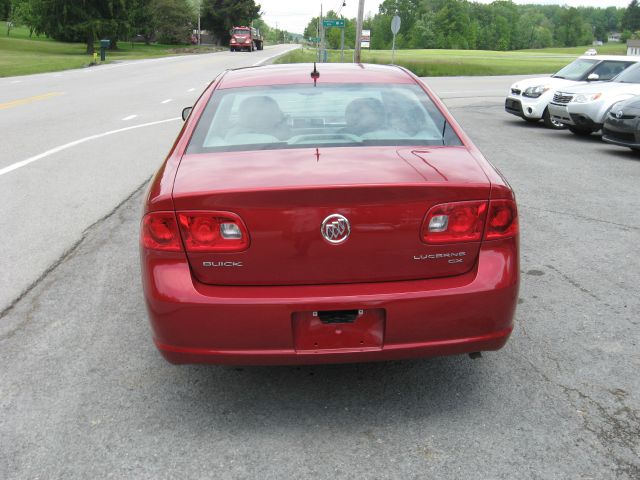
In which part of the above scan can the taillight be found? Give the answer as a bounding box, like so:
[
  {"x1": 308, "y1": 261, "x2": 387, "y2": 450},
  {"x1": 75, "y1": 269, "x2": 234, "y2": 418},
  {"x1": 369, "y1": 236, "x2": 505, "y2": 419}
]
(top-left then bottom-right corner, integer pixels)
[
  {"x1": 177, "y1": 211, "x2": 250, "y2": 252},
  {"x1": 422, "y1": 200, "x2": 488, "y2": 244},
  {"x1": 421, "y1": 199, "x2": 518, "y2": 244},
  {"x1": 485, "y1": 199, "x2": 518, "y2": 240},
  {"x1": 141, "y1": 212, "x2": 182, "y2": 251}
]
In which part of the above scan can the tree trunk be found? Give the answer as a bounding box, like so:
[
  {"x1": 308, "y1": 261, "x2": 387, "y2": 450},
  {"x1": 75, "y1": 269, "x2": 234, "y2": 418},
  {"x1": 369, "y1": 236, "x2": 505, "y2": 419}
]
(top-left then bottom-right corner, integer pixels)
[{"x1": 86, "y1": 31, "x2": 94, "y2": 54}]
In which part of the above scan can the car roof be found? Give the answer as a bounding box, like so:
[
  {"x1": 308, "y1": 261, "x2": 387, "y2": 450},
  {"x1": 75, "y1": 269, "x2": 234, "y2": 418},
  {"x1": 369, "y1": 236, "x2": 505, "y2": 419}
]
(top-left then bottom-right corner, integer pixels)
[
  {"x1": 581, "y1": 54, "x2": 640, "y2": 61},
  {"x1": 217, "y1": 63, "x2": 415, "y2": 89}
]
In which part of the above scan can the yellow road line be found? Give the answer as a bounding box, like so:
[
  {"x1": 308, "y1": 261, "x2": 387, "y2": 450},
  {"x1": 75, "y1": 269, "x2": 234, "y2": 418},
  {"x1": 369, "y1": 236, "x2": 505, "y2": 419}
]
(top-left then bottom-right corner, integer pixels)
[{"x1": 0, "y1": 92, "x2": 65, "y2": 110}]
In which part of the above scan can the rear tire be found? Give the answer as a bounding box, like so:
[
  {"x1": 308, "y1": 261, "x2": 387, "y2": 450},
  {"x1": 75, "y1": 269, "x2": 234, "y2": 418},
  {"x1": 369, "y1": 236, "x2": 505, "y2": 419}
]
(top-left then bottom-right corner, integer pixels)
[
  {"x1": 568, "y1": 125, "x2": 595, "y2": 136},
  {"x1": 542, "y1": 108, "x2": 565, "y2": 129}
]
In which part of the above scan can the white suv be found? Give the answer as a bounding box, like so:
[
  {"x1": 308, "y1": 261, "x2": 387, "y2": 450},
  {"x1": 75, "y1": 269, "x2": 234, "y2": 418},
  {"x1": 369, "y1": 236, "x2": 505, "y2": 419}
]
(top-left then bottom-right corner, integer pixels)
[
  {"x1": 548, "y1": 62, "x2": 640, "y2": 136},
  {"x1": 505, "y1": 55, "x2": 639, "y2": 129}
]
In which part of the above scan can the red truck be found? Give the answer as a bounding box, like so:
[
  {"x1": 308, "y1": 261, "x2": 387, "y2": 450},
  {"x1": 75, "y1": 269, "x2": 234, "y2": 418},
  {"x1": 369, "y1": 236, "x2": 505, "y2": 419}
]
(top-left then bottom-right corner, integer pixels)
[{"x1": 229, "y1": 26, "x2": 264, "y2": 52}]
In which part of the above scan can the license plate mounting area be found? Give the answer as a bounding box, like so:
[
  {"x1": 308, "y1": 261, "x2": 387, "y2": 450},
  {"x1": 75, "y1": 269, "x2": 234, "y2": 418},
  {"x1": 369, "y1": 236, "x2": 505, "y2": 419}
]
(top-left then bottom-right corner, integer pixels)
[{"x1": 292, "y1": 308, "x2": 385, "y2": 352}]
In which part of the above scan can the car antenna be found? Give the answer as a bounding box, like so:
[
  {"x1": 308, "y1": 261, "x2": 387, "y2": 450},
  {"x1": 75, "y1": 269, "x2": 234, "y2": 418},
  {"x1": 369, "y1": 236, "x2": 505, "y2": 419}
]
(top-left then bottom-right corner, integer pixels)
[{"x1": 311, "y1": 62, "x2": 320, "y2": 86}]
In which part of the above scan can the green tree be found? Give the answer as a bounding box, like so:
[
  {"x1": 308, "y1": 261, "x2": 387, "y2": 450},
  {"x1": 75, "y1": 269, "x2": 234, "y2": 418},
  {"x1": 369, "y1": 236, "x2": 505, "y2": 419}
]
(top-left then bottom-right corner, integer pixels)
[
  {"x1": 0, "y1": 0, "x2": 10, "y2": 21},
  {"x1": 149, "y1": 0, "x2": 194, "y2": 44},
  {"x1": 25, "y1": 0, "x2": 136, "y2": 53},
  {"x1": 201, "y1": 0, "x2": 260, "y2": 44},
  {"x1": 623, "y1": 0, "x2": 640, "y2": 31},
  {"x1": 556, "y1": 7, "x2": 586, "y2": 47}
]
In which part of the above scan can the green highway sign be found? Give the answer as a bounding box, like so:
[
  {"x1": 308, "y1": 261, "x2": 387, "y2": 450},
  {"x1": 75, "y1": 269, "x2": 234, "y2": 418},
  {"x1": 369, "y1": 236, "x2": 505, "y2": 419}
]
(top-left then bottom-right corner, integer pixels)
[
  {"x1": 323, "y1": 19, "x2": 345, "y2": 28},
  {"x1": 308, "y1": 37, "x2": 321, "y2": 42}
]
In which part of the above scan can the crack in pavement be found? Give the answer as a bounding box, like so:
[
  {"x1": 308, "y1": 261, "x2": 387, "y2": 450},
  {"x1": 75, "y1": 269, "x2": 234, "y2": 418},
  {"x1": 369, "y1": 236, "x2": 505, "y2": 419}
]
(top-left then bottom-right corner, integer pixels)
[
  {"x1": 521, "y1": 204, "x2": 640, "y2": 232},
  {"x1": 516, "y1": 354, "x2": 640, "y2": 478},
  {"x1": 544, "y1": 264, "x2": 601, "y2": 301},
  {"x1": 0, "y1": 177, "x2": 151, "y2": 336}
]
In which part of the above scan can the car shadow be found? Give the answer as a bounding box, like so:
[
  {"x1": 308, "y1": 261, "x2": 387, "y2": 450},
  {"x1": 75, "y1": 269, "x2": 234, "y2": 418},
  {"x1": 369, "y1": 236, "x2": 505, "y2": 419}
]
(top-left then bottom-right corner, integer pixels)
[
  {"x1": 501, "y1": 118, "x2": 566, "y2": 132},
  {"x1": 601, "y1": 145, "x2": 640, "y2": 161},
  {"x1": 157, "y1": 355, "x2": 485, "y2": 432}
]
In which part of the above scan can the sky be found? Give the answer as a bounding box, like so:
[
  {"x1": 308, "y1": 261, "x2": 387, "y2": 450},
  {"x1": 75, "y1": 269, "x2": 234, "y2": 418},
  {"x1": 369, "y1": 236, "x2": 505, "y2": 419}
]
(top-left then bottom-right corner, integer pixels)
[{"x1": 259, "y1": 0, "x2": 632, "y2": 34}]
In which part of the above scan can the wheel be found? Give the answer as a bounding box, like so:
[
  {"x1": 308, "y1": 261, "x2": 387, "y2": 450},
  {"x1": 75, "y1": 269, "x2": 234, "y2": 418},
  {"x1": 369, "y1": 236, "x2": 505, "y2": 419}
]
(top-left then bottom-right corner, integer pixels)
[
  {"x1": 568, "y1": 125, "x2": 595, "y2": 136},
  {"x1": 523, "y1": 117, "x2": 539, "y2": 123},
  {"x1": 542, "y1": 108, "x2": 565, "y2": 129}
]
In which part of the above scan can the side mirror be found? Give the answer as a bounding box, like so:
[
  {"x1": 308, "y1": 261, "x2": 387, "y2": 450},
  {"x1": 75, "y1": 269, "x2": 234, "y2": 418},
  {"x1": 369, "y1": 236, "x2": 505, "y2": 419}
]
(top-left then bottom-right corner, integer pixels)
[
  {"x1": 587, "y1": 73, "x2": 600, "y2": 81},
  {"x1": 182, "y1": 106, "x2": 192, "y2": 121}
]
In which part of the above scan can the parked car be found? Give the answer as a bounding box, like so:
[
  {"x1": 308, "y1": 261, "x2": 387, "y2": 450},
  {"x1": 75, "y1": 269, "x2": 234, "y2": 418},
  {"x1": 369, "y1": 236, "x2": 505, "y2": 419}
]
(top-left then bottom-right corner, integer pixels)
[
  {"x1": 505, "y1": 55, "x2": 638, "y2": 129},
  {"x1": 601, "y1": 96, "x2": 640, "y2": 150},
  {"x1": 584, "y1": 48, "x2": 598, "y2": 56},
  {"x1": 140, "y1": 63, "x2": 520, "y2": 365},
  {"x1": 548, "y1": 62, "x2": 640, "y2": 136}
]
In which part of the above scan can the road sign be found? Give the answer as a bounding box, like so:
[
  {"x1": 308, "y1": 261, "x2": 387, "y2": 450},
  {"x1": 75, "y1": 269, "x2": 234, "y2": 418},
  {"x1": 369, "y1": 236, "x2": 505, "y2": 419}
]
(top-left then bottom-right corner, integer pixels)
[
  {"x1": 361, "y1": 29, "x2": 370, "y2": 48},
  {"x1": 391, "y1": 15, "x2": 401, "y2": 35},
  {"x1": 391, "y1": 16, "x2": 401, "y2": 64},
  {"x1": 308, "y1": 37, "x2": 321, "y2": 43},
  {"x1": 323, "y1": 19, "x2": 345, "y2": 28}
]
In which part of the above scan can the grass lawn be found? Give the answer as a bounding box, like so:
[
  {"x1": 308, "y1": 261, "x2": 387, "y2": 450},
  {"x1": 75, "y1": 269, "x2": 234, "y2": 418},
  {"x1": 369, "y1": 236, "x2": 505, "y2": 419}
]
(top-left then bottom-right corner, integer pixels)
[
  {"x1": 276, "y1": 42, "x2": 628, "y2": 76},
  {"x1": 0, "y1": 26, "x2": 221, "y2": 78}
]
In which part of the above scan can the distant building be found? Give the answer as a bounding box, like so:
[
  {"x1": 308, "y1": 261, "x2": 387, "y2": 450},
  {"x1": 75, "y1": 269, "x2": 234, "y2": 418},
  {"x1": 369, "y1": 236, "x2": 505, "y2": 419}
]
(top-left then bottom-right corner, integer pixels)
[
  {"x1": 609, "y1": 32, "x2": 621, "y2": 42},
  {"x1": 627, "y1": 39, "x2": 640, "y2": 56}
]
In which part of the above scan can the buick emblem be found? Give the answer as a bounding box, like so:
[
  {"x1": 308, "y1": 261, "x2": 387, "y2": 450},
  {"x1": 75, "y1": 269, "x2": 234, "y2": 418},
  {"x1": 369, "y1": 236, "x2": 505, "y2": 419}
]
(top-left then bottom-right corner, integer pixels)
[
  {"x1": 616, "y1": 110, "x2": 624, "y2": 119},
  {"x1": 321, "y1": 214, "x2": 351, "y2": 244}
]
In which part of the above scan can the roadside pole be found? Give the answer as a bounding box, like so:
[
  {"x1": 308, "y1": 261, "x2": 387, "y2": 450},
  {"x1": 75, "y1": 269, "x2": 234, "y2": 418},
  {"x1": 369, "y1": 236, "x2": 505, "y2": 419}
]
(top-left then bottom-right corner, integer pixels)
[
  {"x1": 316, "y1": 8, "x2": 320, "y2": 62},
  {"x1": 320, "y1": 4, "x2": 325, "y2": 63},
  {"x1": 323, "y1": 19, "x2": 345, "y2": 63},
  {"x1": 197, "y1": 0, "x2": 201, "y2": 45},
  {"x1": 391, "y1": 15, "x2": 401, "y2": 64},
  {"x1": 354, "y1": 0, "x2": 365, "y2": 63}
]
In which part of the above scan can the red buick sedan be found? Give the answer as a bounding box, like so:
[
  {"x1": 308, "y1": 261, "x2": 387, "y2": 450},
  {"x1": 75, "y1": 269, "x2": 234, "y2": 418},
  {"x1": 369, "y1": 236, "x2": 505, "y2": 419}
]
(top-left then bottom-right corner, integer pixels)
[{"x1": 140, "y1": 63, "x2": 519, "y2": 365}]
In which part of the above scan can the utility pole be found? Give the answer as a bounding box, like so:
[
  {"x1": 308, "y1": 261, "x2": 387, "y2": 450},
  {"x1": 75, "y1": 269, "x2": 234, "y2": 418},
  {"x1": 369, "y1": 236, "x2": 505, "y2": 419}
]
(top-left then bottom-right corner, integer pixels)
[
  {"x1": 354, "y1": 0, "x2": 365, "y2": 63},
  {"x1": 197, "y1": 0, "x2": 201, "y2": 45},
  {"x1": 320, "y1": 4, "x2": 324, "y2": 62}
]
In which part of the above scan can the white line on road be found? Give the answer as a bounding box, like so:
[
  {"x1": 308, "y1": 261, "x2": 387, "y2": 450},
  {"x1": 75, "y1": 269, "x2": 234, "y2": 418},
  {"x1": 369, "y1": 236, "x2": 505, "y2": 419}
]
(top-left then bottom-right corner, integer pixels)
[
  {"x1": 0, "y1": 117, "x2": 181, "y2": 177},
  {"x1": 122, "y1": 114, "x2": 138, "y2": 121},
  {"x1": 10, "y1": 80, "x2": 22, "y2": 84},
  {"x1": 252, "y1": 45, "x2": 300, "y2": 67}
]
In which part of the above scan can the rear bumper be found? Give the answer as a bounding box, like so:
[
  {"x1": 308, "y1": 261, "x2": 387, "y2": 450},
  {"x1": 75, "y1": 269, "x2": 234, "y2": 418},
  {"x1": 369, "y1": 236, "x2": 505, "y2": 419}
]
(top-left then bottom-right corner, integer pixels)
[{"x1": 141, "y1": 239, "x2": 519, "y2": 365}]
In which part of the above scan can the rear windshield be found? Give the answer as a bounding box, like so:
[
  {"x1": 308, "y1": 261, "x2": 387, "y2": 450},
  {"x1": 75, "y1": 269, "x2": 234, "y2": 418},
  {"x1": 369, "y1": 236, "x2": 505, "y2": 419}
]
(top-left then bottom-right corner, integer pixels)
[
  {"x1": 187, "y1": 83, "x2": 462, "y2": 153},
  {"x1": 553, "y1": 59, "x2": 598, "y2": 80}
]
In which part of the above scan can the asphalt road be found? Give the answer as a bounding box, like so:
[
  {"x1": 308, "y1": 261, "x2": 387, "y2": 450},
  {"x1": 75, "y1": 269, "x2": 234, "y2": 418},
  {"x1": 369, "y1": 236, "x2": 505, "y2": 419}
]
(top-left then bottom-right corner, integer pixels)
[
  {"x1": 1, "y1": 60, "x2": 639, "y2": 479},
  {"x1": 0, "y1": 44, "x2": 299, "y2": 313}
]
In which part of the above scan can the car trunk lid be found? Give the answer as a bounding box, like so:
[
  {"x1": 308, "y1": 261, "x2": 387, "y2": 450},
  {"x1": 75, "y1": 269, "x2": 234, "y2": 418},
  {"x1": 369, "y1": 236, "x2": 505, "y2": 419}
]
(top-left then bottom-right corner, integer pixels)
[{"x1": 172, "y1": 146, "x2": 491, "y2": 286}]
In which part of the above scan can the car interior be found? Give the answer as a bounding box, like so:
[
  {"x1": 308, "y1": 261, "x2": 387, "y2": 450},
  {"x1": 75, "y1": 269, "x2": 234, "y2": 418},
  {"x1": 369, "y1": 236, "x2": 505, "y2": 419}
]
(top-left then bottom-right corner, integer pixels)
[{"x1": 188, "y1": 84, "x2": 462, "y2": 152}]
